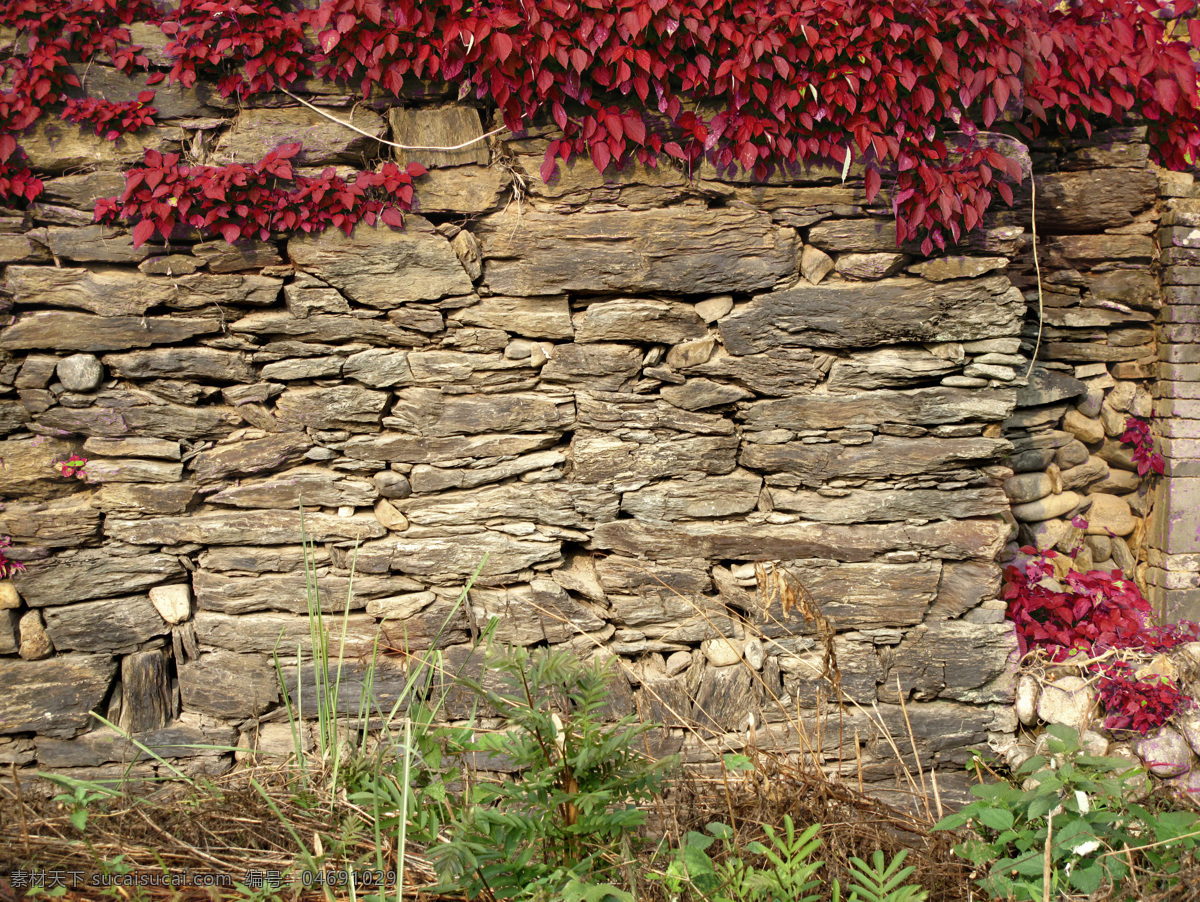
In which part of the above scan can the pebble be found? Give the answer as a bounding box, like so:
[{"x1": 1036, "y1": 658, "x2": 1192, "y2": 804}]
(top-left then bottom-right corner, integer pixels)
[
  {"x1": 665, "y1": 651, "x2": 692, "y2": 676},
  {"x1": 18, "y1": 610, "x2": 53, "y2": 660},
  {"x1": 1003, "y1": 471, "x2": 1054, "y2": 504},
  {"x1": 1036, "y1": 675, "x2": 1094, "y2": 730},
  {"x1": 148, "y1": 584, "x2": 193, "y2": 624},
  {"x1": 1063, "y1": 409, "x2": 1104, "y2": 444},
  {"x1": 1084, "y1": 492, "x2": 1136, "y2": 537},
  {"x1": 55, "y1": 354, "x2": 104, "y2": 392},
  {"x1": 743, "y1": 638, "x2": 764, "y2": 670},
  {"x1": 1135, "y1": 727, "x2": 1193, "y2": 778},
  {"x1": 695, "y1": 295, "x2": 733, "y2": 322},
  {"x1": 1012, "y1": 490, "x2": 1082, "y2": 523},
  {"x1": 1055, "y1": 440, "x2": 1091, "y2": 468},
  {"x1": 1015, "y1": 674, "x2": 1041, "y2": 726},
  {"x1": 702, "y1": 638, "x2": 743, "y2": 667}
]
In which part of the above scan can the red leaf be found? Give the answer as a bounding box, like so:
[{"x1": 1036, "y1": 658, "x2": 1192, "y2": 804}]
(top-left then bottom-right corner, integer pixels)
[
  {"x1": 864, "y1": 168, "x2": 881, "y2": 203},
  {"x1": 591, "y1": 140, "x2": 611, "y2": 173},
  {"x1": 131, "y1": 220, "x2": 156, "y2": 247},
  {"x1": 540, "y1": 148, "x2": 558, "y2": 183},
  {"x1": 220, "y1": 223, "x2": 241, "y2": 243},
  {"x1": 381, "y1": 206, "x2": 405, "y2": 227},
  {"x1": 926, "y1": 34, "x2": 943, "y2": 63},
  {"x1": 1155, "y1": 77, "x2": 1180, "y2": 113},
  {"x1": 493, "y1": 32, "x2": 514, "y2": 61},
  {"x1": 982, "y1": 96, "x2": 998, "y2": 127},
  {"x1": 320, "y1": 29, "x2": 340, "y2": 53},
  {"x1": 624, "y1": 113, "x2": 647, "y2": 145}
]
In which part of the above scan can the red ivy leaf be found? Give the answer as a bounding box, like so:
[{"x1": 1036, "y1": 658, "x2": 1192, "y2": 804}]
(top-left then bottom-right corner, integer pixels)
[
  {"x1": 1155, "y1": 77, "x2": 1180, "y2": 113},
  {"x1": 591, "y1": 139, "x2": 611, "y2": 173},
  {"x1": 131, "y1": 219, "x2": 157, "y2": 247},
  {"x1": 492, "y1": 31, "x2": 514, "y2": 61},
  {"x1": 865, "y1": 168, "x2": 882, "y2": 203}
]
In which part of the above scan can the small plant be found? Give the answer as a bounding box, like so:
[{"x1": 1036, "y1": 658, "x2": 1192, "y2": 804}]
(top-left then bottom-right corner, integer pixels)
[
  {"x1": 258, "y1": 507, "x2": 488, "y2": 898},
  {"x1": 663, "y1": 817, "x2": 824, "y2": 902},
  {"x1": 42, "y1": 773, "x2": 120, "y2": 831},
  {"x1": 658, "y1": 814, "x2": 927, "y2": 902},
  {"x1": 1121, "y1": 415, "x2": 1166, "y2": 478},
  {"x1": 936, "y1": 725, "x2": 1200, "y2": 900},
  {"x1": 425, "y1": 644, "x2": 675, "y2": 901},
  {"x1": 844, "y1": 850, "x2": 930, "y2": 902},
  {"x1": 0, "y1": 535, "x2": 26, "y2": 578},
  {"x1": 55, "y1": 454, "x2": 87, "y2": 477}
]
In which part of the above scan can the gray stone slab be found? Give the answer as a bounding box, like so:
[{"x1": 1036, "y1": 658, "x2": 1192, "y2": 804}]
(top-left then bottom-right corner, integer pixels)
[
  {"x1": 0, "y1": 655, "x2": 117, "y2": 736},
  {"x1": 719, "y1": 275, "x2": 1024, "y2": 353},
  {"x1": 42, "y1": 596, "x2": 168, "y2": 653},
  {"x1": 289, "y1": 218, "x2": 472, "y2": 307},
  {"x1": 14, "y1": 546, "x2": 186, "y2": 607},
  {"x1": 740, "y1": 435, "x2": 1011, "y2": 481},
  {"x1": 478, "y1": 207, "x2": 796, "y2": 295},
  {"x1": 105, "y1": 510, "x2": 386, "y2": 546}
]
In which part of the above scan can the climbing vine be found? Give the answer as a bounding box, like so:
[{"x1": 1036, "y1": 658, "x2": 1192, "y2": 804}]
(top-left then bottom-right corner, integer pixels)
[
  {"x1": 1, "y1": 0, "x2": 1199, "y2": 249},
  {"x1": 94, "y1": 147, "x2": 426, "y2": 245},
  {"x1": 61, "y1": 91, "x2": 157, "y2": 140},
  {"x1": 1122, "y1": 415, "x2": 1168, "y2": 478}
]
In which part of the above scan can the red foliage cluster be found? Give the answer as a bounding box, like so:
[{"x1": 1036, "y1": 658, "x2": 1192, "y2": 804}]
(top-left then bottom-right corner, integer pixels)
[
  {"x1": 55, "y1": 455, "x2": 88, "y2": 478},
  {"x1": 0, "y1": 135, "x2": 42, "y2": 204},
  {"x1": 1005, "y1": 549, "x2": 1200, "y2": 735},
  {"x1": 0, "y1": 0, "x2": 155, "y2": 129},
  {"x1": 0, "y1": 537, "x2": 25, "y2": 580},
  {"x1": 1097, "y1": 662, "x2": 1189, "y2": 735},
  {"x1": 2, "y1": 1, "x2": 1200, "y2": 247},
  {"x1": 1006, "y1": 552, "x2": 1157, "y2": 658},
  {"x1": 154, "y1": 0, "x2": 1200, "y2": 253},
  {"x1": 160, "y1": 0, "x2": 306, "y2": 98},
  {"x1": 62, "y1": 90, "x2": 157, "y2": 140},
  {"x1": 94, "y1": 146, "x2": 426, "y2": 246},
  {"x1": 0, "y1": 0, "x2": 157, "y2": 205},
  {"x1": 1121, "y1": 415, "x2": 1168, "y2": 478}
]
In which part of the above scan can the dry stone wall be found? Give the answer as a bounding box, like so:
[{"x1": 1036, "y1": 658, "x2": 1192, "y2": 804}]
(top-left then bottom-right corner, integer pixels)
[
  {"x1": 998, "y1": 129, "x2": 1162, "y2": 583},
  {"x1": 0, "y1": 69, "x2": 1174, "y2": 792}
]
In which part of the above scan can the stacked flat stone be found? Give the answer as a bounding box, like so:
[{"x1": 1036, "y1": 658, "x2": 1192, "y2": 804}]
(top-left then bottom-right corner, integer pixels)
[
  {"x1": 0, "y1": 63, "x2": 1180, "y2": 796},
  {"x1": 1000, "y1": 128, "x2": 1160, "y2": 591}
]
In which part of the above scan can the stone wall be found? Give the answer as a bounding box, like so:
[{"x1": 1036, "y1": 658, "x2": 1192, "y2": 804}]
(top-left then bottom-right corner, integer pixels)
[
  {"x1": 0, "y1": 61, "x2": 1177, "y2": 791},
  {"x1": 999, "y1": 129, "x2": 1162, "y2": 585}
]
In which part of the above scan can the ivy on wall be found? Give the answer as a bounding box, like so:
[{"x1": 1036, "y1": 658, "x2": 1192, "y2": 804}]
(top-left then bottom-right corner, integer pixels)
[{"x1": 1, "y1": 0, "x2": 1199, "y2": 250}]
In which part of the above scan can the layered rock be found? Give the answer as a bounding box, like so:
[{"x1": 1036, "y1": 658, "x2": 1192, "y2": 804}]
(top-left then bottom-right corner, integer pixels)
[{"x1": 5, "y1": 92, "x2": 1172, "y2": 799}]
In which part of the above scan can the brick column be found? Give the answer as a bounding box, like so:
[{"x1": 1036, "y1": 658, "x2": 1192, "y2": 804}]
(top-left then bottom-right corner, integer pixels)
[{"x1": 1150, "y1": 182, "x2": 1200, "y2": 620}]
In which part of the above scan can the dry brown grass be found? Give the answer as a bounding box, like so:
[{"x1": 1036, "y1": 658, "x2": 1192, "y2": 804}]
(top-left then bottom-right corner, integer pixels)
[{"x1": 0, "y1": 740, "x2": 979, "y2": 902}]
